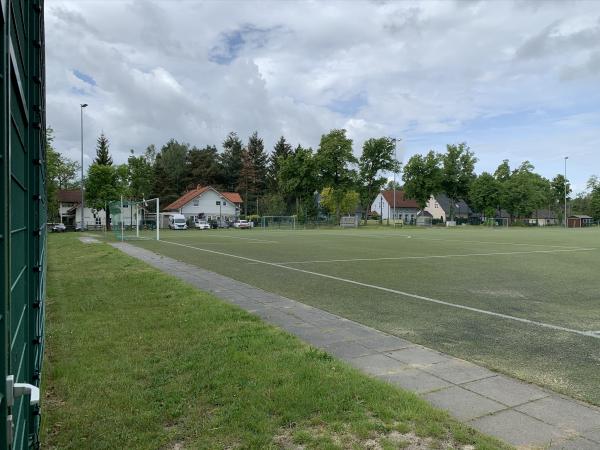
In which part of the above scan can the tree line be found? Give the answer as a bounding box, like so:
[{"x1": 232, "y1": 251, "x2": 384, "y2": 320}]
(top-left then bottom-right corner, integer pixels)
[{"x1": 46, "y1": 127, "x2": 600, "y2": 224}]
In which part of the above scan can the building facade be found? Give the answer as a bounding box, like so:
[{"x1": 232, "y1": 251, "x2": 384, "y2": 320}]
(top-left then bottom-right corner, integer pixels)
[{"x1": 164, "y1": 186, "x2": 243, "y2": 222}]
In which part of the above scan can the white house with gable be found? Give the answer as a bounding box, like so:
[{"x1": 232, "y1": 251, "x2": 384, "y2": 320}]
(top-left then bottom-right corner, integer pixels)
[{"x1": 164, "y1": 186, "x2": 243, "y2": 221}]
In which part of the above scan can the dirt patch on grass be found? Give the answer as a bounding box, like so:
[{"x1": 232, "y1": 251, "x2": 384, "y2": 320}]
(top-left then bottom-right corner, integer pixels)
[{"x1": 273, "y1": 422, "x2": 476, "y2": 450}]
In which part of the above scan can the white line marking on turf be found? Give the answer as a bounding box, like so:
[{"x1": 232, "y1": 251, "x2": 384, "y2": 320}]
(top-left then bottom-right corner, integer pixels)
[
  {"x1": 202, "y1": 234, "x2": 277, "y2": 243},
  {"x1": 159, "y1": 240, "x2": 600, "y2": 340},
  {"x1": 297, "y1": 231, "x2": 590, "y2": 250},
  {"x1": 269, "y1": 248, "x2": 597, "y2": 265}
]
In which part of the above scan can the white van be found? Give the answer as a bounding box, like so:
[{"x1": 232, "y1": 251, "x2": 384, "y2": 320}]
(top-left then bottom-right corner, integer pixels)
[{"x1": 168, "y1": 214, "x2": 188, "y2": 230}]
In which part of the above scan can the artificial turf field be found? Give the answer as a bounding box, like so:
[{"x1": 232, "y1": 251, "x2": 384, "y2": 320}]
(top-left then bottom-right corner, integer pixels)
[{"x1": 128, "y1": 225, "x2": 600, "y2": 406}]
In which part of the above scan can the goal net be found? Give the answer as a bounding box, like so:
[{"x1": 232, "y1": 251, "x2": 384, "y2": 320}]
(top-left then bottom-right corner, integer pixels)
[
  {"x1": 260, "y1": 215, "x2": 296, "y2": 230},
  {"x1": 488, "y1": 217, "x2": 509, "y2": 227},
  {"x1": 340, "y1": 216, "x2": 359, "y2": 228},
  {"x1": 108, "y1": 197, "x2": 160, "y2": 241}
]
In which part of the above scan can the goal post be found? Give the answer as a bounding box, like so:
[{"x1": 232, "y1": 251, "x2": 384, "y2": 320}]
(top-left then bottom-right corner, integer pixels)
[
  {"x1": 487, "y1": 217, "x2": 509, "y2": 227},
  {"x1": 108, "y1": 197, "x2": 160, "y2": 241},
  {"x1": 260, "y1": 215, "x2": 296, "y2": 230}
]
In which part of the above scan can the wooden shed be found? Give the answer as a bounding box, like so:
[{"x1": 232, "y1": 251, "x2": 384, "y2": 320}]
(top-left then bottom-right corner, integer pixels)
[{"x1": 567, "y1": 215, "x2": 594, "y2": 228}]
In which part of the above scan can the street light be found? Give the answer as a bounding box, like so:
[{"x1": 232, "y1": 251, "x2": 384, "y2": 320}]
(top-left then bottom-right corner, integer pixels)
[
  {"x1": 391, "y1": 137, "x2": 402, "y2": 225},
  {"x1": 80, "y1": 103, "x2": 88, "y2": 231},
  {"x1": 564, "y1": 156, "x2": 568, "y2": 228}
]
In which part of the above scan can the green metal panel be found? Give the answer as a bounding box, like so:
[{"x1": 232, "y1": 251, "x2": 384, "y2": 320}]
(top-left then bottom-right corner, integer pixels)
[{"x1": 1, "y1": 0, "x2": 45, "y2": 449}]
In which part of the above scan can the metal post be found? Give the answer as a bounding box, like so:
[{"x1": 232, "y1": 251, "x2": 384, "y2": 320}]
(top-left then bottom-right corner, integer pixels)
[
  {"x1": 156, "y1": 197, "x2": 160, "y2": 241},
  {"x1": 393, "y1": 138, "x2": 396, "y2": 225},
  {"x1": 120, "y1": 195, "x2": 124, "y2": 241},
  {"x1": 564, "y1": 156, "x2": 568, "y2": 228},
  {"x1": 80, "y1": 103, "x2": 88, "y2": 230}
]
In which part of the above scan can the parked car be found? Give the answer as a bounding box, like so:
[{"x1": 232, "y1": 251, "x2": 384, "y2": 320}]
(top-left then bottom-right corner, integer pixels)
[
  {"x1": 51, "y1": 223, "x2": 66, "y2": 232},
  {"x1": 194, "y1": 219, "x2": 211, "y2": 230},
  {"x1": 168, "y1": 214, "x2": 188, "y2": 230},
  {"x1": 233, "y1": 220, "x2": 251, "y2": 229}
]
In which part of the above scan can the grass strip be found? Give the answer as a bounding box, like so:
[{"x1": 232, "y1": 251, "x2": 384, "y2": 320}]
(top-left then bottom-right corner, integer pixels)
[{"x1": 42, "y1": 234, "x2": 510, "y2": 450}]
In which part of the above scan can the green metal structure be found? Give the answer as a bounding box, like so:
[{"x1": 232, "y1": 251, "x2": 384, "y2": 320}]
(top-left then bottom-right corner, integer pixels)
[{"x1": 0, "y1": 0, "x2": 46, "y2": 449}]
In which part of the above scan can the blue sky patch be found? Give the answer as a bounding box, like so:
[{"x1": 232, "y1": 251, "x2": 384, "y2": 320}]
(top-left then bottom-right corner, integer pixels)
[
  {"x1": 328, "y1": 92, "x2": 368, "y2": 116},
  {"x1": 73, "y1": 69, "x2": 96, "y2": 86},
  {"x1": 209, "y1": 24, "x2": 277, "y2": 65}
]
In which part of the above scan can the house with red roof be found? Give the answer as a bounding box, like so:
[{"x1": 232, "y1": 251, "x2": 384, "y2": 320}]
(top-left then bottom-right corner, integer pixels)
[{"x1": 164, "y1": 186, "x2": 243, "y2": 222}]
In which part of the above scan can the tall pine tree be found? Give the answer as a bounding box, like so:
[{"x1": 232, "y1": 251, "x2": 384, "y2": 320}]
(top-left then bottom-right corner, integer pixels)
[
  {"x1": 95, "y1": 132, "x2": 113, "y2": 166},
  {"x1": 268, "y1": 136, "x2": 292, "y2": 190},
  {"x1": 221, "y1": 132, "x2": 244, "y2": 192},
  {"x1": 246, "y1": 132, "x2": 268, "y2": 205}
]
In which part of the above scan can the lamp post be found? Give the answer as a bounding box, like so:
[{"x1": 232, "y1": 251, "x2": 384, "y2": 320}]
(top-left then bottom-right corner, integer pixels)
[
  {"x1": 564, "y1": 156, "x2": 568, "y2": 228},
  {"x1": 391, "y1": 137, "x2": 402, "y2": 225},
  {"x1": 80, "y1": 103, "x2": 88, "y2": 230}
]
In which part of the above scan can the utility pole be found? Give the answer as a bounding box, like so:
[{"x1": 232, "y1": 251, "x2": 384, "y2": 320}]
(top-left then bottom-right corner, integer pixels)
[{"x1": 80, "y1": 103, "x2": 88, "y2": 230}]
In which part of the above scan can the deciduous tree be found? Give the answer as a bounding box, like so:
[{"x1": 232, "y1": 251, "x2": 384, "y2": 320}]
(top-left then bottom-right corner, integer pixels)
[
  {"x1": 402, "y1": 151, "x2": 442, "y2": 209},
  {"x1": 358, "y1": 137, "x2": 399, "y2": 224},
  {"x1": 315, "y1": 129, "x2": 357, "y2": 222}
]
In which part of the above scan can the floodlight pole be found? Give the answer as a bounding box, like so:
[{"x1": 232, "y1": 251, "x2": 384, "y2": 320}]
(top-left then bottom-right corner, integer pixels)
[
  {"x1": 391, "y1": 137, "x2": 402, "y2": 227},
  {"x1": 564, "y1": 156, "x2": 568, "y2": 228},
  {"x1": 80, "y1": 103, "x2": 88, "y2": 230}
]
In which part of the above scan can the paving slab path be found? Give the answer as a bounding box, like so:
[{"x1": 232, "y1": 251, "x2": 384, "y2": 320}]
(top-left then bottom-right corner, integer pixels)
[{"x1": 112, "y1": 242, "x2": 600, "y2": 450}]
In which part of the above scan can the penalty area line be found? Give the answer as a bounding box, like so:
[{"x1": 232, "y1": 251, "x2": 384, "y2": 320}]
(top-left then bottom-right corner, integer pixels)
[{"x1": 159, "y1": 240, "x2": 599, "y2": 340}]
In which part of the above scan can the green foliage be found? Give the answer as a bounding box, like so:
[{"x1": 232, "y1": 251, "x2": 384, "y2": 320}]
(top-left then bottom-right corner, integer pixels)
[
  {"x1": 184, "y1": 145, "x2": 224, "y2": 189},
  {"x1": 440, "y1": 143, "x2": 477, "y2": 219},
  {"x1": 402, "y1": 151, "x2": 442, "y2": 209},
  {"x1": 320, "y1": 187, "x2": 359, "y2": 215},
  {"x1": 154, "y1": 139, "x2": 189, "y2": 203},
  {"x1": 279, "y1": 145, "x2": 319, "y2": 215},
  {"x1": 590, "y1": 185, "x2": 600, "y2": 221},
  {"x1": 85, "y1": 164, "x2": 123, "y2": 228},
  {"x1": 358, "y1": 137, "x2": 399, "y2": 224},
  {"x1": 94, "y1": 132, "x2": 113, "y2": 166},
  {"x1": 221, "y1": 132, "x2": 244, "y2": 191},
  {"x1": 240, "y1": 132, "x2": 269, "y2": 215},
  {"x1": 503, "y1": 162, "x2": 550, "y2": 218},
  {"x1": 45, "y1": 127, "x2": 80, "y2": 220},
  {"x1": 269, "y1": 136, "x2": 293, "y2": 189},
  {"x1": 127, "y1": 147, "x2": 154, "y2": 199},
  {"x1": 315, "y1": 129, "x2": 357, "y2": 221},
  {"x1": 260, "y1": 193, "x2": 287, "y2": 216},
  {"x1": 469, "y1": 172, "x2": 501, "y2": 217}
]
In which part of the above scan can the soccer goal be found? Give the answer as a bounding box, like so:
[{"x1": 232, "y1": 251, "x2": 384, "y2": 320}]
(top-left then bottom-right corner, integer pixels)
[
  {"x1": 260, "y1": 215, "x2": 296, "y2": 230},
  {"x1": 488, "y1": 217, "x2": 509, "y2": 227},
  {"x1": 340, "y1": 216, "x2": 359, "y2": 228},
  {"x1": 108, "y1": 197, "x2": 160, "y2": 241}
]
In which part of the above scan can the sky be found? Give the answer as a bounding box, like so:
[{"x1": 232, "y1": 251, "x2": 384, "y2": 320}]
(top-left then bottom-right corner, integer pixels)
[{"x1": 46, "y1": 0, "x2": 600, "y2": 193}]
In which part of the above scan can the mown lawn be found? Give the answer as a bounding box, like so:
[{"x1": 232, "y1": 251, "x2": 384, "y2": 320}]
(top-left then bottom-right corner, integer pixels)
[{"x1": 41, "y1": 234, "x2": 509, "y2": 449}]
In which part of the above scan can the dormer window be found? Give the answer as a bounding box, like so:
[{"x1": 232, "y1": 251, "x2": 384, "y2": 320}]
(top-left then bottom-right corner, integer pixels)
[{"x1": 193, "y1": 199, "x2": 199, "y2": 206}]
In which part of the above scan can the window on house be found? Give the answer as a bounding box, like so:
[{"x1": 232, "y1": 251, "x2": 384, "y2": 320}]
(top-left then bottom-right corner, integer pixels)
[
  {"x1": 193, "y1": 199, "x2": 199, "y2": 206},
  {"x1": 223, "y1": 201, "x2": 226, "y2": 206},
  {"x1": 434, "y1": 202, "x2": 439, "y2": 208},
  {"x1": 95, "y1": 217, "x2": 101, "y2": 225}
]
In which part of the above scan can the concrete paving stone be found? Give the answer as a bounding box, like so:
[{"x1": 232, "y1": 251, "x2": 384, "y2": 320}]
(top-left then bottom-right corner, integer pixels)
[
  {"x1": 549, "y1": 437, "x2": 600, "y2": 450},
  {"x1": 424, "y1": 386, "x2": 505, "y2": 421},
  {"x1": 378, "y1": 368, "x2": 452, "y2": 394},
  {"x1": 470, "y1": 410, "x2": 564, "y2": 447},
  {"x1": 358, "y1": 334, "x2": 415, "y2": 352},
  {"x1": 461, "y1": 375, "x2": 549, "y2": 407},
  {"x1": 584, "y1": 429, "x2": 600, "y2": 443},
  {"x1": 422, "y1": 359, "x2": 496, "y2": 385},
  {"x1": 322, "y1": 341, "x2": 375, "y2": 359},
  {"x1": 386, "y1": 346, "x2": 451, "y2": 366},
  {"x1": 348, "y1": 354, "x2": 407, "y2": 376},
  {"x1": 516, "y1": 396, "x2": 600, "y2": 433},
  {"x1": 302, "y1": 331, "x2": 355, "y2": 348}
]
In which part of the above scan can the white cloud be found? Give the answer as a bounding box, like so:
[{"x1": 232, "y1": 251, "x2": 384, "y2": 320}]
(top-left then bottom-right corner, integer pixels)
[{"x1": 46, "y1": 0, "x2": 600, "y2": 189}]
